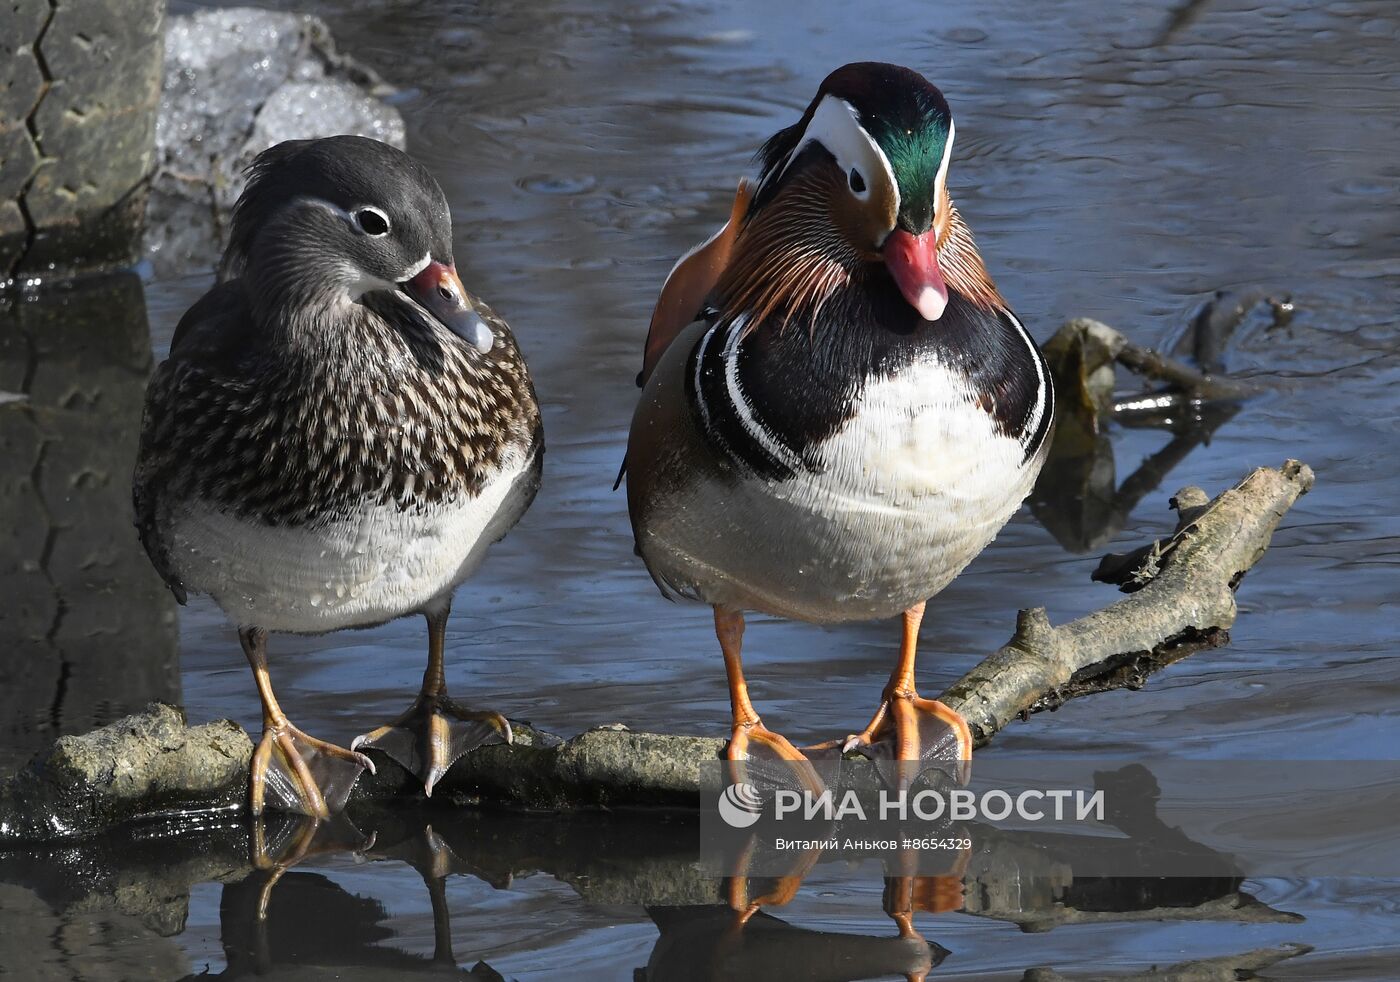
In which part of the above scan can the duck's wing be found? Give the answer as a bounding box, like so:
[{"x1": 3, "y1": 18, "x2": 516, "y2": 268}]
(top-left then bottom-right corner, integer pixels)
[
  {"x1": 639, "y1": 178, "x2": 751, "y2": 387},
  {"x1": 615, "y1": 179, "x2": 750, "y2": 491},
  {"x1": 133, "y1": 283, "x2": 261, "y2": 604}
]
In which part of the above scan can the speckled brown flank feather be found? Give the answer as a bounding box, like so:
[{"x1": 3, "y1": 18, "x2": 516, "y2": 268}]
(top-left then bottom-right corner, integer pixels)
[{"x1": 136, "y1": 298, "x2": 538, "y2": 535}]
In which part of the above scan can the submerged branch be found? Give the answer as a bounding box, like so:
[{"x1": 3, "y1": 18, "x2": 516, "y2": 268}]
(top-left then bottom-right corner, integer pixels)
[{"x1": 0, "y1": 461, "x2": 1313, "y2": 841}]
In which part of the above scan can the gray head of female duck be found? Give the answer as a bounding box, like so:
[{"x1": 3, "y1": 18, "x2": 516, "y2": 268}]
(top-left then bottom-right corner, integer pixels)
[{"x1": 219, "y1": 135, "x2": 494, "y2": 353}]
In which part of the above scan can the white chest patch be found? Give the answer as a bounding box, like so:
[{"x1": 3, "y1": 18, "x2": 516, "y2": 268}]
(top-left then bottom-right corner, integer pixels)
[
  {"x1": 815, "y1": 359, "x2": 1027, "y2": 510},
  {"x1": 169, "y1": 453, "x2": 533, "y2": 633},
  {"x1": 641, "y1": 355, "x2": 1042, "y2": 622}
]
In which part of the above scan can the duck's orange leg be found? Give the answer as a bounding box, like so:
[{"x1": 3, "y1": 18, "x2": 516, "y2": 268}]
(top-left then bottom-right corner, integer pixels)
[
  {"x1": 352, "y1": 602, "x2": 512, "y2": 796},
  {"x1": 715, "y1": 606, "x2": 824, "y2": 795},
  {"x1": 242, "y1": 627, "x2": 374, "y2": 818},
  {"x1": 842, "y1": 603, "x2": 972, "y2": 781},
  {"x1": 725, "y1": 834, "x2": 823, "y2": 924}
]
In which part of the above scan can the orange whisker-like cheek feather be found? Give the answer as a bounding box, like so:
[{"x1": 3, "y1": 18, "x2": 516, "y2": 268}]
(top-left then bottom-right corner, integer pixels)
[{"x1": 712, "y1": 168, "x2": 858, "y2": 336}]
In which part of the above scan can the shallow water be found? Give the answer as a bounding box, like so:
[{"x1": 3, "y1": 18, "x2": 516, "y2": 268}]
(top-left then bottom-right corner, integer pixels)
[{"x1": 3, "y1": 0, "x2": 1399, "y2": 977}]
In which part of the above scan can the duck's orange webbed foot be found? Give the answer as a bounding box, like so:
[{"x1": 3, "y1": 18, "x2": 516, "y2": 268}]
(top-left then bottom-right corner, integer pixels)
[
  {"x1": 352, "y1": 694, "x2": 512, "y2": 797},
  {"x1": 715, "y1": 605, "x2": 828, "y2": 796},
  {"x1": 833, "y1": 603, "x2": 973, "y2": 786},
  {"x1": 842, "y1": 692, "x2": 971, "y2": 776},
  {"x1": 352, "y1": 602, "x2": 512, "y2": 797},
  {"x1": 241, "y1": 626, "x2": 373, "y2": 819},
  {"x1": 726, "y1": 718, "x2": 827, "y2": 797},
  {"x1": 251, "y1": 718, "x2": 375, "y2": 818}
]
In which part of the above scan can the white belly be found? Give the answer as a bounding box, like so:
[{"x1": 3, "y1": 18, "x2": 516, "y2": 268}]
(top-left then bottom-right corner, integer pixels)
[
  {"x1": 169, "y1": 455, "x2": 534, "y2": 633},
  {"x1": 807, "y1": 365, "x2": 1036, "y2": 538},
  {"x1": 641, "y1": 361, "x2": 1041, "y2": 622}
]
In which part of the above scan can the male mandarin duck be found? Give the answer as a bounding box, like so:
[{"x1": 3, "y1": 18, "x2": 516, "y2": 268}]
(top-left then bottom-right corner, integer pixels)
[
  {"x1": 134, "y1": 136, "x2": 543, "y2": 817},
  {"x1": 625, "y1": 64, "x2": 1053, "y2": 772}
]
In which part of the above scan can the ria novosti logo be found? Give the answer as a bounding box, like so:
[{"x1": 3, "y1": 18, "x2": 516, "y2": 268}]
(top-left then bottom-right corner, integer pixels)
[
  {"x1": 717, "y1": 782, "x2": 765, "y2": 828},
  {"x1": 715, "y1": 782, "x2": 1106, "y2": 826}
]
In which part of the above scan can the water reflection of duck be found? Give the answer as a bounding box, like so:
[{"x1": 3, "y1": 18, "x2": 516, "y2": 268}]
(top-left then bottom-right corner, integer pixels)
[
  {"x1": 624, "y1": 63, "x2": 1054, "y2": 772},
  {"x1": 133, "y1": 136, "x2": 543, "y2": 818},
  {"x1": 640, "y1": 905, "x2": 949, "y2": 982},
  {"x1": 201, "y1": 868, "x2": 507, "y2": 981},
  {"x1": 0, "y1": 804, "x2": 1307, "y2": 981}
]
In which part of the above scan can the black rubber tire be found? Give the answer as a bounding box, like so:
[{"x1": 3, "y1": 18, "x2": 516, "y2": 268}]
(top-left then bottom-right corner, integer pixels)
[{"x1": 0, "y1": 0, "x2": 164, "y2": 278}]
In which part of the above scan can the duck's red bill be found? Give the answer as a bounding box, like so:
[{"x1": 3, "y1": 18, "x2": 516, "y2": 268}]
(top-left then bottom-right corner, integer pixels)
[
  {"x1": 883, "y1": 229, "x2": 948, "y2": 322},
  {"x1": 405, "y1": 261, "x2": 494, "y2": 353}
]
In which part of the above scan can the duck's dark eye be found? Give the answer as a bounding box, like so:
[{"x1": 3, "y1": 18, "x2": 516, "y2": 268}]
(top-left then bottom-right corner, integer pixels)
[
  {"x1": 355, "y1": 208, "x2": 390, "y2": 236},
  {"x1": 848, "y1": 168, "x2": 866, "y2": 194}
]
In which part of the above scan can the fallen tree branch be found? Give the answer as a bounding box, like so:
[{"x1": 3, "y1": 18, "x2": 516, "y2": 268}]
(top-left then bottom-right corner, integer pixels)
[
  {"x1": 0, "y1": 460, "x2": 1313, "y2": 840},
  {"x1": 1113, "y1": 341, "x2": 1251, "y2": 402},
  {"x1": 942, "y1": 460, "x2": 1313, "y2": 745},
  {"x1": 1029, "y1": 310, "x2": 1259, "y2": 556},
  {"x1": 1048, "y1": 315, "x2": 1257, "y2": 406}
]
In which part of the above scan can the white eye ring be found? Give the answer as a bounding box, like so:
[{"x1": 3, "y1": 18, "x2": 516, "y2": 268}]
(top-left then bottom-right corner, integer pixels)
[{"x1": 353, "y1": 206, "x2": 391, "y2": 237}]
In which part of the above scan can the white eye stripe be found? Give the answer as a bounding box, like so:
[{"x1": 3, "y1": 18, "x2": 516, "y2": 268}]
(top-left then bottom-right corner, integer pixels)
[
  {"x1": 288, "y1": 197, "x2": 394, "y2": 237},
  {"x1": 289, "y1": 195, "x2": 353, "y2": 222},
  {"x1": 772, "y1": 95, "x2": 899, "y2": 214},
  {"x1": 933, "y1": 118, "x2": 955, "y2": 204}
]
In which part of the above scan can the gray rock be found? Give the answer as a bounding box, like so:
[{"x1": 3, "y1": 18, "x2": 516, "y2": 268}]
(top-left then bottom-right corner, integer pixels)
[
  {"x1": 144, "y1": 8, "x2": 405, "y2": 277},
  {"x1": 0, "y1": 703, "x2": 249, "y2": 844}
]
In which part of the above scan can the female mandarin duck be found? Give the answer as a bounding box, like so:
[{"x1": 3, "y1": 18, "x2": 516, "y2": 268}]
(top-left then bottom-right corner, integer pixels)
[
  {"x1": 625, "y1": 63, "x2": 1053, "y2": 773},
  {"x1": 134, "y1": 136, "x2": 543, "y2": 817}
]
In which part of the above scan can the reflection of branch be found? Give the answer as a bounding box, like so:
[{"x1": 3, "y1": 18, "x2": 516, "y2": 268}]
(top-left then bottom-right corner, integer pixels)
[
  {"x1": 976, "y1": 893, "x2": 1303, "y2": 934},
  {"x1": 1033, "y1": 399, "x2": 1237, "y2": 552},
  {"x1": 1031, "y1": 310, "x2": 1259, "y2": 553},
  {"x1": 1022, "y1": 942, "x2": 1312, "y2": 981},
  {"x1": 1109, "y1": 404, "x2": 1236, "y2": 519},
  {"x1": 0, "y1": 810, "x2": 1304, "y2": 936}
]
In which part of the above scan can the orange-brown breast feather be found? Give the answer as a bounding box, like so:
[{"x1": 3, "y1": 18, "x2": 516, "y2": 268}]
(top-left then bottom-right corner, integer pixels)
[{"x1": 641, "y1": 179, "x2": 753, "y2": 383}]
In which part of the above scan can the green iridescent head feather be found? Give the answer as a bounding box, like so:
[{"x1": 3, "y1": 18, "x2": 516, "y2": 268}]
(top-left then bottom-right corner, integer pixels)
[
  {"x1": 864, "y1": 109, "x2": 952, "y2": 234},
  {"x1": 754, "y1": 63, "x2": 955, "y2": 234}
]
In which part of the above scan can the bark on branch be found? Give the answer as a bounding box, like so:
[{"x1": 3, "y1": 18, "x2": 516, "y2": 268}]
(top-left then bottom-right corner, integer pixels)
[{"x1": 941, "y1": 460, "x2": 1314, "y2": 745}]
